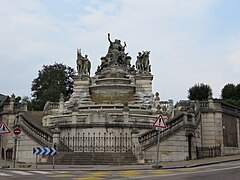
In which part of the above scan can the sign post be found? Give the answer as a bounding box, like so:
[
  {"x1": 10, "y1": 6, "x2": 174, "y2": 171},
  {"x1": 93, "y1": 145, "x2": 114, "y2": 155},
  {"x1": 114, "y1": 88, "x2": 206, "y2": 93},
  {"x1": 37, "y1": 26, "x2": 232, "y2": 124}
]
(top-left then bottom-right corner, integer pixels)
[
  {"x1": 33, "y1": 147, "x2": 57, "y2": 169},
  {"x1": 0, "y1": 122, "x2": 11, "y2": 168},
  {"x1": 13, "y1": 127, "x2": 21, "y2": 168},
  {"x1": 152, "y1": 114, "x2": 166, "y2": 169}
]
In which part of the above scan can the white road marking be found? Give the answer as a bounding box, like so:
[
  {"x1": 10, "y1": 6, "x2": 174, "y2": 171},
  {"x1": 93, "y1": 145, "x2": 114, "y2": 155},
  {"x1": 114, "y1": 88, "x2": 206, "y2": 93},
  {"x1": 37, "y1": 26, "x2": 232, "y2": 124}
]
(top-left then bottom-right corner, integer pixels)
[
  {"x1": 0, "y1": 172, "x2": 11, "y2": 176},
  {"x1": 11, "y1": 170, "x2": 33, "y2": 175},
  {"x1": 54, "y1": 171, "x2": 68, "y2": 173},
  {"x1": 30, "y1": 170, "x2": 52, "y2": 174}
]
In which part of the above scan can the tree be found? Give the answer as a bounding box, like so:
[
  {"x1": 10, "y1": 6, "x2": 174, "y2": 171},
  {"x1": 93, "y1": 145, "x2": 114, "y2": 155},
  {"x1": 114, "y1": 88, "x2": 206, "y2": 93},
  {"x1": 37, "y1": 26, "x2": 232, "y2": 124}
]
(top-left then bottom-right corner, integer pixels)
[
  {"x1": 221, "y1": 83, "x2": 240, "y2": 107},
  {"x1": 235, "y1": 84, "x2": 240, "y2": 99},
  {"x1": 188, "y1": 83, "x2": 212, "y2": 101},
  {"x1": 221, "y1": 83, "x2": 236, "y2": 99},
  {"x1": 31, "y1": 63, "x2": 75, "y2": 110}
]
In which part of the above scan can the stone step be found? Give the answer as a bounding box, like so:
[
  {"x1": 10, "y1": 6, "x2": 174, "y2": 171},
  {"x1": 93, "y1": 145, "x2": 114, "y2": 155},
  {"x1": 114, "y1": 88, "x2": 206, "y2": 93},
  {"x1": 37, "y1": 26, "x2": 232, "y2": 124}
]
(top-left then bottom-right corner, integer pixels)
[{"x1": 50, "y1": 151, "x2": 137, "y2": 165}]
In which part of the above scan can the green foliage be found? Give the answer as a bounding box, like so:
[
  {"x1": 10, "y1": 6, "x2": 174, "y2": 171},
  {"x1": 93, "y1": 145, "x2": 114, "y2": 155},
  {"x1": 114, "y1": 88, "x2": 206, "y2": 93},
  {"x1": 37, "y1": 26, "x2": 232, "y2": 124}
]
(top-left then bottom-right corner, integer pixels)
[
  {"x1": 188, "y1": 83, "x2": 212, "y2": 101},
  {"x1": 221, "y1": 83, "x2": 236, "y2": 99},
  {"x1": 31, "y1": 63, "x2": 75, "y2": 111},
  {"x1": 15, "y1": 96, "x2": 21, "y2": 102},
  {"x1": 224, "y1": 99, "x2": 240, "y2": 107},
  {"x1": 221, "y1": 83, "x2": 240, "y2": 107}
]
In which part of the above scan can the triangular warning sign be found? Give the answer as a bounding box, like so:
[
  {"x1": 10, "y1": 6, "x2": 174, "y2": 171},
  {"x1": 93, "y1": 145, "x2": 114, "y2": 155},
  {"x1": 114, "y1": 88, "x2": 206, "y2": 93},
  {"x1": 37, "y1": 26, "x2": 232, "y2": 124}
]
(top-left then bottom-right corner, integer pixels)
[
  {"x1": 153, "y1": 114, "x2": 166, "y2": 128},
  {"x1": 0, "y1": 122, "x2": 11, "y2": 134}
]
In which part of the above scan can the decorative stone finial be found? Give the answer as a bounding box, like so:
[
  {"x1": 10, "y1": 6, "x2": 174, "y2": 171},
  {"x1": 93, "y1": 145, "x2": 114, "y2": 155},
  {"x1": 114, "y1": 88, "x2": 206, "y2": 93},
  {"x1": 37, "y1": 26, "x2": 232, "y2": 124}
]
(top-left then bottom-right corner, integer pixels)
[
  {"x1": 208, "y1": 91, "x2": 213, "y2": 100},
  {"x1": 59, "y1": 93, "x2": 64, "y2": 102},
  {"x1": 11, "y1": 93, "x2": 15, "y2": 99},
  {"x1": 154, "y1": 92, "x2": 160, "y2": 101}
]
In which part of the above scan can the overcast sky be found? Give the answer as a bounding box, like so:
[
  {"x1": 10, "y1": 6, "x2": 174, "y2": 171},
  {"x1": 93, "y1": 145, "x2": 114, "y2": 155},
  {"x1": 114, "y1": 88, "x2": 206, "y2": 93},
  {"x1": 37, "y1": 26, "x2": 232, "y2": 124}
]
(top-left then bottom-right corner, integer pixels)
[{"x1": 0, "y1": 0, "x2": 239, "y2": 103}]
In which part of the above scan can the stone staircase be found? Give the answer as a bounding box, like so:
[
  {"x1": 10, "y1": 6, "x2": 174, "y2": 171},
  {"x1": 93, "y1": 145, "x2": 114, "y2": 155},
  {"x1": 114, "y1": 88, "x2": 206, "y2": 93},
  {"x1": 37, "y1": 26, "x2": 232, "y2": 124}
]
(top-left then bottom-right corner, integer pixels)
[
  {"x1": 52, "y1": 151, "x2": 137, "y2": 165},
  {"x1": 138, "y1": 108, "x2": 201, "y2": 150},
  {"x1": 16, "y1": 112, "x2": 53, "y2": 147}
]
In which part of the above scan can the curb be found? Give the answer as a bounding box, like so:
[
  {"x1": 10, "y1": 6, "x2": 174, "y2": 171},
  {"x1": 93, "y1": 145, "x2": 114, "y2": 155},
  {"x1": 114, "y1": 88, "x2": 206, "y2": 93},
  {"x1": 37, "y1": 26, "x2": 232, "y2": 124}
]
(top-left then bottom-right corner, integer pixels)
[{"x1": 2, "y1": 157, "x2": 240, "y2": 171}]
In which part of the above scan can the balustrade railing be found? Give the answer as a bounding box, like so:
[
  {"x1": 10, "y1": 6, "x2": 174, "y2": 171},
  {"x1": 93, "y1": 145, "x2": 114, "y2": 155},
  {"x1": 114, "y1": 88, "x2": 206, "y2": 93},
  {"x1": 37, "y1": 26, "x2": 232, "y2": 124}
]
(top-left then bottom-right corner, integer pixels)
[
  {"x1": 138, "y1": 113, "x2": 185, "y2": 146},
  {"x1": 59, "y1": 133, "x2": 132, "y2": 152},
  {"x1": 139, "y1": 107, "x2": 201, "y2": 150},
  {"x1": 18, "y1": 113, "x2": 53, "y2": 146}
]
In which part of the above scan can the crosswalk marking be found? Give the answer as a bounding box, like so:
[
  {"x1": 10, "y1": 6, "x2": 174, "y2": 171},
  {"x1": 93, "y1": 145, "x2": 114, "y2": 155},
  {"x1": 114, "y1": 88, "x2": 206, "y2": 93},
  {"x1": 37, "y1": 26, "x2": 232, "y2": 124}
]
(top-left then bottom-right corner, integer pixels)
[
  {"x1": 0, "y1": 170, "x2": 69, "y2": 177},
  {"x1": 48, "y1": 173, "x2": 74, "y2": 178},
  {"x1": 0, "y1": 172, "x2": 12, "y2": 176},
  {"x1": 54, "y1": 171, "x2": 68, "y2": 174},
  {"x1": 11, "y1": 170, "x2": 33, "y2": 175},
  {"x1": 30, "y1": 171, "x2": 52, "y2": 174}
]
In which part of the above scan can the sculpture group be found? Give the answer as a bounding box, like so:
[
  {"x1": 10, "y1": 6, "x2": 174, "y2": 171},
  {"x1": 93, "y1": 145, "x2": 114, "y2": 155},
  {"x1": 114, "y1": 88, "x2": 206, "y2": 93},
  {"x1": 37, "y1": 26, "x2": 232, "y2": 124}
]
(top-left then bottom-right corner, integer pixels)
[
  {"x1": 77, "y1": 33, "x2": 151, "y2": 76},
  {"x1": 76, "y1": 49, "x2": 91, "y2": 75},
  {"x1": 136, "y1": 51, "x2": 151, "y2": 74}
]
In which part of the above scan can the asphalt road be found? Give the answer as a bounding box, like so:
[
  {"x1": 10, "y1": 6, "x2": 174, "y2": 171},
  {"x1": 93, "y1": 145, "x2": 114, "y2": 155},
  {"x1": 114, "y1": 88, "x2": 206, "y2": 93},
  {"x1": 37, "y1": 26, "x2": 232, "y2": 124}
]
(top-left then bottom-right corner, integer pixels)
[{"x1": 0, "y1": 161, "x2": 240, "y2": 180}]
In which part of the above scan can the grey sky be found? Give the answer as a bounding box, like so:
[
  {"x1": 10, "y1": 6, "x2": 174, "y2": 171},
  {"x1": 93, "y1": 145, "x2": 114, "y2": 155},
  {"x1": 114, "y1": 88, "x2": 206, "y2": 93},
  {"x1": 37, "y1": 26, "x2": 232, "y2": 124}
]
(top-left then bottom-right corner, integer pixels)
[{"x1": 0, "y1": 0, "x2": 239, "y2": 103}]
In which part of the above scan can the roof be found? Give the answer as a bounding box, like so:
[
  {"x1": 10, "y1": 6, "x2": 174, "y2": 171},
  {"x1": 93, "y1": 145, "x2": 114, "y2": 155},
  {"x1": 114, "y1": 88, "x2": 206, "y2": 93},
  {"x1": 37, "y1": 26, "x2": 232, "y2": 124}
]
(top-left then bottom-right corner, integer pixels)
[{"x1": 0, "y1": 94, "x2": 9, "y2": 108}]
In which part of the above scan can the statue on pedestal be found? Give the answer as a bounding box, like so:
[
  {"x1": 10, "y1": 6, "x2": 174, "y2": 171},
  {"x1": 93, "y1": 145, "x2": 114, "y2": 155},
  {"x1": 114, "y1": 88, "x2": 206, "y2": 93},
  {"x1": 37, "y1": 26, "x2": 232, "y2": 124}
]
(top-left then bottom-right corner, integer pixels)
[
  {"x1": 136, "y1": 51, "x2": 151, "y2": 74},
  {"x1": 76, "y1": 49, "x2": 91, "y2": 76}
]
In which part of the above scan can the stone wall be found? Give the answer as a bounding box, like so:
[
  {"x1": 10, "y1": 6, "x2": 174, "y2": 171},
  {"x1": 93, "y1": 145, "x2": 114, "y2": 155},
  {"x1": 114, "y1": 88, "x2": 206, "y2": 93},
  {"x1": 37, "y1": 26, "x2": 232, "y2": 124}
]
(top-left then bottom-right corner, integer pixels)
[
  {"x1": 201, "y1": 110, "x2": 223, "y2": 147},
  {"x1": 144, "y1": 129, "x2": 189, "y2": 163},
  {"x1": 17, "y1": 131, "x2": 45, "y2": 163}
]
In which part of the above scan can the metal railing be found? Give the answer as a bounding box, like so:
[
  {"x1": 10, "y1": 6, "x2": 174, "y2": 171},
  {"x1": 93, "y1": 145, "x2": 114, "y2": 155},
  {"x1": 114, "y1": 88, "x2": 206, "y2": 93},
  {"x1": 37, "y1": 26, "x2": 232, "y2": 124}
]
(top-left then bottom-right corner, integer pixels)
[
  {"x1": 59, "y1": 133, "x2": 132, "y2": 152},
  {"x1": 196, "y1": 145, "x2": 221, "y2": 159}
]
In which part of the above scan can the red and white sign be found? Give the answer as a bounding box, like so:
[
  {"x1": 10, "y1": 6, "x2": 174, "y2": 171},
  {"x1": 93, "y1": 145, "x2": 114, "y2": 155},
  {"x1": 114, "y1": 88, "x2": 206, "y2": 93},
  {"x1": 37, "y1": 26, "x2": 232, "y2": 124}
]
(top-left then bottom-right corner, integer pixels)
[
  {"x1": 13, "y1": 127, "x2": 21, "y2": 136},
  {"x1": 153, "y1": 114, "x2": 166, "y2": 128},
  {"x1": 0, "y1": 122, "x2": 11, "y2": 134}
]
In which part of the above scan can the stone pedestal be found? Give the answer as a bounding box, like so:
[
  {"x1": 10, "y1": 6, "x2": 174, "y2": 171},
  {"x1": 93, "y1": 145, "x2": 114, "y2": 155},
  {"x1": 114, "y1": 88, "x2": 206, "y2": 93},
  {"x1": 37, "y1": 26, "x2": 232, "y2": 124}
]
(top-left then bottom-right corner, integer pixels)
[
  {"x1": 131, "y1": 75, "x2": 153, "y2": 105},
  {"x1": 131, "y1": 128, "x2": 145, "y2": 164},
  {"x1": 52, "y1": 127, "x2": 61, "y2": 146},
  {"x1": 67, "y1": 75, "x2": 93, "y2": 107}
]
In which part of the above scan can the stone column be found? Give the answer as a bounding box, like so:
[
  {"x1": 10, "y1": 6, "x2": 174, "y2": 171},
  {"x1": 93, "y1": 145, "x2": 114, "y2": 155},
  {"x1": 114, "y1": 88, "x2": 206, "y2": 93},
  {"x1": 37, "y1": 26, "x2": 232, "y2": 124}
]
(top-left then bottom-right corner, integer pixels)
[
  {"x1": 9, "y1": 94, "x2": 15, "y2": 111},
  {"x1": 52, "y1": 127, "x2": 61, "y2": 146},
  {"x1": 59, "y1": 93, "x2": 64, "y2": 110},
  {"x1": 133, "y1": 75, "x2": 153, "y2": 105},
  {"x1": 123, "y1": 104, "x2": 129, "y2": 124},
  {"x1": 131, "y1": 128, "x2": 144, "y2": 164}
]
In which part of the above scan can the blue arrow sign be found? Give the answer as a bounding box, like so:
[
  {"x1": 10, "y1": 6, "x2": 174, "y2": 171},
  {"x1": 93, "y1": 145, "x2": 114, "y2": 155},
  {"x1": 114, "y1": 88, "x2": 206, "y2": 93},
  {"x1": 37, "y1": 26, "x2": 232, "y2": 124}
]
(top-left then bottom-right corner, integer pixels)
[{"x1": 33, "y1": 147, "x2": 57, "y2": 156}]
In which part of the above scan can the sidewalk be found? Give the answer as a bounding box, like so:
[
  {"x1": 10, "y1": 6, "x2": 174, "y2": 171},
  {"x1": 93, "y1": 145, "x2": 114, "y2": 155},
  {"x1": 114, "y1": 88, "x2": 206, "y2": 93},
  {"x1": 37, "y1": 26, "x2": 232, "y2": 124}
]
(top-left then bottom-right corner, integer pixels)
[{"x1": 1, "y1": 154, "x2": 240, "y2": 171}]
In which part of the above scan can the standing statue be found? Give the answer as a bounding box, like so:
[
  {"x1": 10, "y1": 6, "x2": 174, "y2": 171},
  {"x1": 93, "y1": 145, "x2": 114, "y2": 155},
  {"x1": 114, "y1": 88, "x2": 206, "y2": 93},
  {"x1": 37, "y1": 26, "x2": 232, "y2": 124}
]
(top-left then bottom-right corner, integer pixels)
[
  {"x1": 76, "y1": 49, "x2": 84, "y2": 74},
  {"x1": 135, "y1": 51, "x2": 151, "y2": 74},
  {"x1": 76, "y1": 49, "x2": 91, "y2": 76},
  {"x1": 83, "y1": 55, "x2": 91, "y2": 75},
  {"x1": 136, "y1": 52, "x2": 143, "y2": 73},
  {"x1": 142, "y1": 51, "x2": 151, "y2": 73}
]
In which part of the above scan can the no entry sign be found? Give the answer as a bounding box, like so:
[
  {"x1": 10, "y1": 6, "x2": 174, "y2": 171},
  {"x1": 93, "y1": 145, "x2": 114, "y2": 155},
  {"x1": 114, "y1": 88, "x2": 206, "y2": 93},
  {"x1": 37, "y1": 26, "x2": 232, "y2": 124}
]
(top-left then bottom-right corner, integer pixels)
[{"x1": 13, "y1": 127, "x2": 21, "y2": 136}]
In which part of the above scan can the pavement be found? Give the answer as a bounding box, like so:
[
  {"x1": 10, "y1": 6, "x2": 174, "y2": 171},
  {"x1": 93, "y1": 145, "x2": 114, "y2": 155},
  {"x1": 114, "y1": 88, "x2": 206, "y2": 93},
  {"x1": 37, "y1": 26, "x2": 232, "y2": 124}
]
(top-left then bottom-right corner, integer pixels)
[{"x1": 1, "y1": 154, "x2": 240, "y2": 171}]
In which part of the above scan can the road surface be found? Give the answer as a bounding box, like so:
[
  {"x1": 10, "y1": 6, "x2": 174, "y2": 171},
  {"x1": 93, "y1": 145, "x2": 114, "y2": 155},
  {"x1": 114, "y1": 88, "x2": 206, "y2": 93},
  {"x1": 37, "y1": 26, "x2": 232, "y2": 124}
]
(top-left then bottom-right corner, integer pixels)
[{"x1": 0, "y1": 160, "x2": 240, "y2": 180}]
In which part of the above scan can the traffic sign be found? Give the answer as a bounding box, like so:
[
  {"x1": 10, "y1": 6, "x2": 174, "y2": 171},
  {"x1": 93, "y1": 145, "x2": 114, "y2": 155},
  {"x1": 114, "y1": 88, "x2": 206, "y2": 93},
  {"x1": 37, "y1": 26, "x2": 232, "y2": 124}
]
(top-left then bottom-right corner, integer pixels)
[
  {"x1": 153, "y1": 114, "x2": 166, "y2": 128},
  {"x1": 33, "y1": 147, "x2": 57, "y2": 156},
  {"x1": 0, "y1": 122, "x2": 11, "y2": 134},
  {"x1": 13, "y1": 127, "x2": 21, "y2": 136}
]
